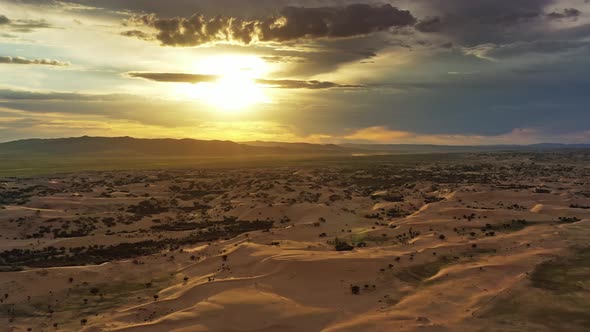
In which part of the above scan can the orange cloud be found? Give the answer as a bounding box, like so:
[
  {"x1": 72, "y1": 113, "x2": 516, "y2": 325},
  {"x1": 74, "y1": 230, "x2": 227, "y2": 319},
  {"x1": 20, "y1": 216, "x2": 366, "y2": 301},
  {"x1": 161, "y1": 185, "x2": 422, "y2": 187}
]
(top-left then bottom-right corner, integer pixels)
[{"x1": 342, "y1": 126, "x2": 585, "y2": 145}]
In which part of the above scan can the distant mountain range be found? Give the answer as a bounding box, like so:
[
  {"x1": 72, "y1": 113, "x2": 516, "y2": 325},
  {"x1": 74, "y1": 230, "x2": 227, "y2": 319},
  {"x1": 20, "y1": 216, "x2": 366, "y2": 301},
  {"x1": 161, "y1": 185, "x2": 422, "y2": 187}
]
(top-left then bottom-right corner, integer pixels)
[{"x1": 0, "y1": 136, "x2": 588, "y2": 157}]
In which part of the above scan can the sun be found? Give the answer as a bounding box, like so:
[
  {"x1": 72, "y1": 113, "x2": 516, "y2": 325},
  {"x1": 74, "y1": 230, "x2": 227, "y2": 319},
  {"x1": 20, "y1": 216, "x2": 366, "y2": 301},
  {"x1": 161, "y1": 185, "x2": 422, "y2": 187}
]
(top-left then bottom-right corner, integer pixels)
[
  {"x1": 204, "y1": 72, "x2": 268, "y2": 112},
  {"x1": 186, "y1": 55, "x2": 271, "y2": 112}
]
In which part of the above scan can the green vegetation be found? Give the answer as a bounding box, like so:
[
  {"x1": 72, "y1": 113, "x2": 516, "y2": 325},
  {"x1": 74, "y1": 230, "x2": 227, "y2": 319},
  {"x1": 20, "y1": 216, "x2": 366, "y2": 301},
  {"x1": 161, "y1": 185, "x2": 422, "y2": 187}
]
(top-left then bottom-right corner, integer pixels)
[
  {"x1": 0, "y1": 219, "x2": 273, "y2": 269},
  {"x1": 530, "y1": 248, "x2": 590, "y2": 292},
  {"x1": 394, "y1": 258, "x2": 452, "y2": 284},
  {"x1": 0, "y1": 276, "x2": 171, "y2": 326},
  {"x1": 331, "y1": 238, "x2": 354, "y2": 251},
  {"x1": 479, "y1": 248, "x2": 590, "y2": 331}
]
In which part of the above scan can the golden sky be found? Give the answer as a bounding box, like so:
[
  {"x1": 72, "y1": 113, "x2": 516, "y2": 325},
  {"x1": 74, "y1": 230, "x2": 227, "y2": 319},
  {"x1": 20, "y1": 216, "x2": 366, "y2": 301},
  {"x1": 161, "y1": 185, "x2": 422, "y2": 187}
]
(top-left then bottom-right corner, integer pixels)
[{"x1": 0, "y1": 0, "x2": 589, "y2": 144}]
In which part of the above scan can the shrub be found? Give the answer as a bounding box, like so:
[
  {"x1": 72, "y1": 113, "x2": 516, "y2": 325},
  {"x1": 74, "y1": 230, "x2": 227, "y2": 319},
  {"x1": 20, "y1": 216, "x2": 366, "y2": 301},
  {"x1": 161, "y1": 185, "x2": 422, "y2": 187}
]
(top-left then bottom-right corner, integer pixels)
[{"x1": 334, "y1": 238, "x2": 354, "y2": 251}]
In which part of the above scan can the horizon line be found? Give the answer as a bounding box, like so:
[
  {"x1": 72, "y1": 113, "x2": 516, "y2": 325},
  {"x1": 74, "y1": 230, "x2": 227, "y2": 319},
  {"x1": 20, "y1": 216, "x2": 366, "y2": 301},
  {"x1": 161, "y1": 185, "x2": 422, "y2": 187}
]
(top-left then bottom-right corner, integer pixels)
[{"x1": 1, "y1": 135, "x2": 589, "y2": 147}]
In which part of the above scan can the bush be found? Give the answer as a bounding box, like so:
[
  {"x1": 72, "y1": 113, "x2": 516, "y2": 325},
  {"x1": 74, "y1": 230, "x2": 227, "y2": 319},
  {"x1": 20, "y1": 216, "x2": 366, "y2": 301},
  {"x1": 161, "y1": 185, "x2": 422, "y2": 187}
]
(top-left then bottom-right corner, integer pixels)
[{"x1": 334, "y1": 238, "x2": 354, "y2": 251}]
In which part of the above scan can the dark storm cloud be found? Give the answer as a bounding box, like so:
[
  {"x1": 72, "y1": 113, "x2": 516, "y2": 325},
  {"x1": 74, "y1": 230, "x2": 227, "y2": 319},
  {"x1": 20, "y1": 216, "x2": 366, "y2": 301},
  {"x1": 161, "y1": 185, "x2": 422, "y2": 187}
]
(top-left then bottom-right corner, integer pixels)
[
  {"x1": 0, "y1": 56, "x2": 69, "y2": 66},
  {"x1": 126, "y1": 72, "x2": 362, "y2": 89},
  {"x1": 411, "y1": 0, "x2": 583, "y2": 44},
  {"x1": 407, "y1": 0, "x2": 590, "y2": 72},
  {"x1": 127, "y1": 4, "x2": 416, "y2": 46},
  {"x1": 18, "y1": 0, "x2": 385, "y2": 18}
]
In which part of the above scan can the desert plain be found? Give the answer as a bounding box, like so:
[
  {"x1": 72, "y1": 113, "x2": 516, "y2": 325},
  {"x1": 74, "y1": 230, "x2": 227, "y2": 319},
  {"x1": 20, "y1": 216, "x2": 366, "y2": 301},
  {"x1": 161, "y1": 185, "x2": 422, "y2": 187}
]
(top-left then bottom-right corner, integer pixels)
[{"x1": 0, "y1": 151, "x2": 589, "y2": 332}]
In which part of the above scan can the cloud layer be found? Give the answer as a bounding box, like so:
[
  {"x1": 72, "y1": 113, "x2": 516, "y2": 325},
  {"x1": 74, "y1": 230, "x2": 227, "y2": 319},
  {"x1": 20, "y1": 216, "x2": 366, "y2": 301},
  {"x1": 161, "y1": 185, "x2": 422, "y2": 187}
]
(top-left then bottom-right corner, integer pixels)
[
  {"x1": 0, "y1": 14, "x2": 55, "y2": 33},
  {"x1": 127, "y1": 4, "x2": 416, "y2": 46},
  {"x1": 126, "y1": 72, "x2": 362, "y2": 89},
  {"x1": 0, "y1": 56, "x2": 69, "y2": 66}
]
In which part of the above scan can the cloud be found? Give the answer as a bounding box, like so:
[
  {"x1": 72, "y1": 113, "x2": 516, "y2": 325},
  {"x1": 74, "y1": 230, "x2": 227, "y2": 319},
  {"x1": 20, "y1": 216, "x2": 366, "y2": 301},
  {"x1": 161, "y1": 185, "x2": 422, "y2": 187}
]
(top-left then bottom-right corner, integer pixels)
[
  {"x1": 420, "y1": 2, "x2": 590, "y2": 68},
  {"x1": 546, "y1": 8, "x2": 581, "y2": 20},
  {"x1": 415, "y1": 17, "x2": 442, "y2": 33},
  {"x1": 127, "y1": 4, "x2": 416, "y2": 46},
  {"x1": 126, "y1": 72, "x2": 362, "y2": 89},
  {"x1": 255, "y1": 32, "x2": 393, "y2": 77},
  {"x1": 120, "y1": 29, "x2": 154, "y2": 41},
  {"x1": 0, "y1": 15, "x2": 11, "y2": 25},
  {"x1": 0, "y1": 16, "x2": 56, "y2": 33},
  {"x1": 260, "y1": 55, "x2": 305, "y2": 64},
  {"x1": 471, "y1": 40, "x2": 590, "y2": 59},
  {"x1": 343, "y1": 126, "x2": 414, "y2": 142},
  {"x1": 127, "y1": 72, "x2": 217, "y2": 83},
  {"x1": 16, "y1": 0, "x2": 294, "y2": 18},
  {"x1": 256, "y1": 79, "x2": 362, "y2": 89},
  {"x1": 0, "y1": 89, "x2": 130, "y2": 101},
  {"x1": 11, "y1": 18, "x2": 53, "y2": 31},
  {"x1": 341, "y1": 126, "x2": 590, "y2": 145},
  {"x1": 0, "y1": 89, "x2": 210, "y2": 128},
  {"x1": 0, "y1": 56, "x2": 69, "y2": 66},
  {"x1": 408, "y1": 0, "x2": 583, "y2": 45}
]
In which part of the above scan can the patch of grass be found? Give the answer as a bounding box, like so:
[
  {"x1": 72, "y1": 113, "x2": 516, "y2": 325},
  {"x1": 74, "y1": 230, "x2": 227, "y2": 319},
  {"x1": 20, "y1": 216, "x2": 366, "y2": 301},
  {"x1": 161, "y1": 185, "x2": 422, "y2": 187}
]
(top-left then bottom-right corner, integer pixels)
[
  {"x1": 364, "y1": 235, "x2": 391, "y2": 244},
  {"x1": 0, "y1": 276, "x2": 171, "y2": 325},
  {"x1": 479, "y1": 247, "x2": 590, "y2": 331},
  {"x1": 394, "y1": 248, "x2": 498, "y2": 285},
  {"x1": 0, "y1": 303, "x2": 45, "y2": 318},
  {"x1": 395, "y1": 257, "x2": 453, "y2": 284},
  {"x1": 350, "y1": 232, "x2": 390, "y2": 246},
  {"x1": 57, "y1": 277, "x2": 169, "y2": 315},
  {"x1": 530, "y1": 248, "x2": 590, "y2": 293}
]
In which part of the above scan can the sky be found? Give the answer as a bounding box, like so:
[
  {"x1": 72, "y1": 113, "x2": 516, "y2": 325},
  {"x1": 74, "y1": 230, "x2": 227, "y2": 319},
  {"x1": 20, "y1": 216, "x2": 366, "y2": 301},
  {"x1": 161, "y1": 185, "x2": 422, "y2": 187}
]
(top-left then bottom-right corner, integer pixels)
[{"x1": 0, "y1": 0, "x2": 589, "y2": 144}]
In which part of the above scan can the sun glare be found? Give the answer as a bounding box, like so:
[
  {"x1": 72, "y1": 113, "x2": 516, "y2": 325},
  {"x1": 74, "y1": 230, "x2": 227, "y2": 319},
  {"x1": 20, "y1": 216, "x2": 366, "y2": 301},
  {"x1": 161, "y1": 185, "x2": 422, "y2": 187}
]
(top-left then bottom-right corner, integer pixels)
[
  {"x1": 179, "y1": 55, "x2": 270, "y2": 112},
  {"x1": 206, "y1": 75, "x2": 267, "y2": 111}
]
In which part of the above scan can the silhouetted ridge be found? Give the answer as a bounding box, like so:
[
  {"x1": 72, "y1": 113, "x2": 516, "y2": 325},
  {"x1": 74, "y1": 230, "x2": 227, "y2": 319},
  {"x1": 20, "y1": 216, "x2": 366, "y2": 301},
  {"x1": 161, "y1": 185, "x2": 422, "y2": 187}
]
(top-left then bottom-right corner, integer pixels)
[
  {"x1": 0, "y1": 136, "x2": 588, "y2": 157},
  {"x1": 0, "y1": 136, "x2": 271, "y2": 156}
]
